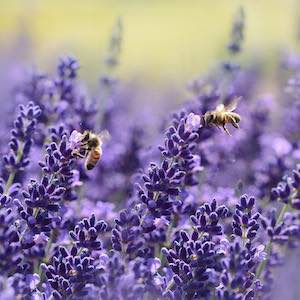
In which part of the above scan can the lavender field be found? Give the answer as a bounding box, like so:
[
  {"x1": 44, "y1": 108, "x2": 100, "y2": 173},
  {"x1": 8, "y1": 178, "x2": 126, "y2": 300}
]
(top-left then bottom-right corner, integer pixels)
[{"x1": 1, "y1": 2, "x2": 300, "y2": 300}]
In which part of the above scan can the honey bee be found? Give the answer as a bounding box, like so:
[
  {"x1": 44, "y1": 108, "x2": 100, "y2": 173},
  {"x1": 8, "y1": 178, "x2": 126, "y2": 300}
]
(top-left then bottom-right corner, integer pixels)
[
  {"x1": 71, "y1": 130, "x2": 110, "y2": 170},
  {"x1": 203, "y1": 98, "x2": 241, "y2": 135}
]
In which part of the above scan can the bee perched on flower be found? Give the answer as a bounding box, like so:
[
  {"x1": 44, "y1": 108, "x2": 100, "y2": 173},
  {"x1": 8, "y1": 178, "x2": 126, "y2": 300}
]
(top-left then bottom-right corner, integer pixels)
[{"x1": 69, "y1": 130, "x2": 110, "y2": 170}]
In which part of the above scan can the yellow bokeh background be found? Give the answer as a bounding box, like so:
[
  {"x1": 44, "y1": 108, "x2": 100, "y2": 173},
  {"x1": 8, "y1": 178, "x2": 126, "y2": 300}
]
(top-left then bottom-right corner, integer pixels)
[{"x1": 0, "y1": 0, "x2": 299, "y2": 88}]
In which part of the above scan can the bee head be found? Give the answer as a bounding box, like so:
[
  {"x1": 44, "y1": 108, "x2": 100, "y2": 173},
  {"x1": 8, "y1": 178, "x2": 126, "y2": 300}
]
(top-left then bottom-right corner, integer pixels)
[
  {"x1": 234, "y1": 115, "x2": 241, "y2": 123},
  {"x1": 204, "y1": 112, "x2": 215, "y2": 125},
  {"x1": 81, "y1": 131, "x2": 91, "y2": 142},
  {"x1": 82, "y1": 131, "x2": 100, "y2": 148},
  {"x1": 231, "y1": 113, "x2": 241, "y2": 123},
  {"x1": 229, "y1": 113, "x2": 241, "y2": 129}
]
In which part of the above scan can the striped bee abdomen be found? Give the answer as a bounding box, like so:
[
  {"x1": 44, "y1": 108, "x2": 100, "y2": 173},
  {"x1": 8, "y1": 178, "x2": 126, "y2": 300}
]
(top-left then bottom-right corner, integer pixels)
[{"x1": 85, "y1": 147, "x2": 102, "y2": 170}]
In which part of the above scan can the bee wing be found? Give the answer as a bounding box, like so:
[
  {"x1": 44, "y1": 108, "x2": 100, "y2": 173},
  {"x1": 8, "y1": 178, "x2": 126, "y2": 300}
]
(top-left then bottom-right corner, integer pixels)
[
  {"x1": 98, "y1": 130, "x2": 110, "y2": 144},
  {"x1": 215, "y1": 104, "x2": 225, "y2": 112},
  {"x1": 226, "y1": 96, "x2": 242, "y2": 112}
]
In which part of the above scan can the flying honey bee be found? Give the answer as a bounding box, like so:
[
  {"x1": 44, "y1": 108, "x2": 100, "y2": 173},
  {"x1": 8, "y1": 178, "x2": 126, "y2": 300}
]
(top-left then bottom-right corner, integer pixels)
[
  {"x1": 71, "y1": 130, "x2": 110, "y2": 170},
  {"x1": 203, "y1": 98, "x2": 241, "y2": 135}
]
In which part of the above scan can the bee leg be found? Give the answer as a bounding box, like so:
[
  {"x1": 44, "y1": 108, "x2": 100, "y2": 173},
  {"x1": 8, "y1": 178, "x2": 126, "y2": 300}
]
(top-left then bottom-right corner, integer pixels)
[
  {"x1": 71, "y1": 151, "x2": 85, "y2": 158},
  {"x1": 215, "y1": 124, "x2": 223, "y2": 131},
  {"x1": 233, "y1": 122, "x2": 239, "y2": 129},
  {"x1": 229, "y1": 116, "x2": 240, "y2": 129},
  {"x1": 71, "y1": 146, "x2": 89, "y2": 158},
  {"x1": 80, "y1": 141, "x2": 89, "y2": 148},
  {"x1": 223, "y1": 125, "x2": 231, "y2": 136}
]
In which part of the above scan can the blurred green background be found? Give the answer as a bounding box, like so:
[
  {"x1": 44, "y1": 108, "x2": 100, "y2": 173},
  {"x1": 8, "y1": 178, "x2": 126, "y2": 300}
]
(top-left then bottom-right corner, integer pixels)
[{"x1": 0, "y1": 0, "x2": 299, "y2": 89}]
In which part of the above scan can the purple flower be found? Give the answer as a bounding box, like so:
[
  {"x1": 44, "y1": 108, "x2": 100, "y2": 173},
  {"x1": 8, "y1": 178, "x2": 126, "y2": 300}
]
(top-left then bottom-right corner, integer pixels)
[
  {"x1": 185, "y1": 112, "x2": 202, "y2": 132},
  {"x1": 69, "y1": 214, "x2": 107, "y2": 251},
  {"x1": 217, "y1": 238, "x2": 231, "y2": 255},
  {"x1": 68, "y1": 130, "x2": 83, "y2": 150},
  {"x1": 33, "y1": 232, "x2": 49, "y2": 245},
  {"x1": 154, "y1": 216, "x2": 170, "y2": 229},
  {"x1": 227, "y1": 7, "x2": 245, "y2": 54},
  {"x1": 2, "y1": 10, "x2": 300, "y2": 299},
  {"x1": 25, "y1": 273, "x2": 40, "y2": 290},
  {"x1": 148, "y1": 258, "x2": 161, "y2": 274},
  {"x1": 254, "y1": 245, "x2": 267, "y2": 263}
]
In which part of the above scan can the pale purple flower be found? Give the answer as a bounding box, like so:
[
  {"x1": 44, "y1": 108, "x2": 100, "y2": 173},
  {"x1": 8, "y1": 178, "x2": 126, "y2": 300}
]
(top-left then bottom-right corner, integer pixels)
[
  {"x1": 25, "y1": 274, "x2": 40, "y2": 290},
  {"x1": 254, "y1": 245, "x2": 267, "y2": 262},
  {"x1": 55, "y1": 100, "x2": 69, "y2": 114},
  {"x1": 98, "y1": 253, "x2": 109, "y2": 267},
  {"x1": 191, "y1": 154, "x2": 204, "y2": 172},
  {"x1": 71, "y1": 170, "x2": 83, "y2": 187},
  {"x1": 69, "y1": 130, "x2": 83, "y2": 150},
  {"x1": 0, "y1": 277, "x2": 14, "y2": 300},
  {"x1": 292, "y1": 149, "x2": 300, "y2": 160},
  {"x1": 260, "y1": 134, "x2": 292, "y2": 157},
  {"x1": 33, "y1": 232, "x2": 49, "y2": 245},
  {"x1": 154, "y1": 216, "x2": 170, "y2": 229},
  {"x1": 148, "y1": 258, "x2": 161, "y2": 274},
  {"x1": 152, "y1": 274, "x2": 164, "y2": 288},
  {"x1": 272, "y1": 136, "x2": 292, "y2": 157},
  {"x1": 185, "y1": 112, "x2": 202, "y2": 132},
  {"x1": 217, "y1": 238, "x2": 231, "y2": 255}
]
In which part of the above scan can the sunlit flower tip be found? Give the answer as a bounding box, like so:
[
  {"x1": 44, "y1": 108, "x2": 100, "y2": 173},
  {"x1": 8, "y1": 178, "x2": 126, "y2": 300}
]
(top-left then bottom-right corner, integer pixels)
[
  {"x1": 254, "y1": 245, "x2": 267, "y2": 262},
  {"x1": 293, "y1": 149, "x2": 300, "y2": 160},
  {"x1": 185, "y1": 112, "x2": 202, "y2": 132},
  {"x1": 26, "y1": 273, "x2": 40, "y2": 290},
  {"x1": 154, "y1": 216, "x2": 170, "y2": 229},
  {"x1": 148, "y1": 258, "x2": 161, "y2": 274},
  {"x1": 99, "y1": 253, "x2": 109, "y2": 266},
  {"x1": 218, "y1": 238, "x2": 230, "y2": 254},
  {"x1": 71, "y1": 170, "x2": 83, "y2": 187},
  {"x1": 69, "y1": 130, "x2": 83, "y2": 150},
  {"x1": 272, "y1": 136, "x2": 292, "y2": 157},
  {"x1": 153, "y1": 276, "x2": 164, "y2": 287},
  {"x1": 192, "y1": 154, "x2": 204, "y2": 172},
  {"x1": 33, "y1": 232, "x2": 49, "y2": 245}
]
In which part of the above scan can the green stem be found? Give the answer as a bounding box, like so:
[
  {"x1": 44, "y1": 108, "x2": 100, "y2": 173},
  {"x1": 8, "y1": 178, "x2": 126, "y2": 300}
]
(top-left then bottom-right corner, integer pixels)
[
  {"x1": 45, "y1": 232, "x2": 54, "y2": 257},
  {"x1": 77, "y1": 247, "x2": 85, "y2": 256},
  {"x1": 276, "y1": 203, "x2": 289, "y2": 226},
  {"x1": 33, "y1": 208, "x2": 39, "y2": 218},
  {"x1": 242, "y1": 226, "x2": 247, "y2": 246},
  {"x1": 4, "y1": 142, "x2": 24, "y2": 194},
  {"x1": 143, "y1": 292, "x2": 150, "y2": 300},
  {"x1": 166, "y1": 279, "x2": 174, "y2": 291},
  {"x1": 256, "y1": 203, "x2": 289, "y2": 279},
  {"x1": 169, "y1": 156, "x2": 176, "y2": 169},
  {"x1": 256, "y1": 240, "x2": 273, "y2": 279},
  {"x1": 155, "y1": 243, "x2": 162, "y2": 261},
  {"x1": 4, "y1": 172, "x2": 16, "y2": 194}
]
